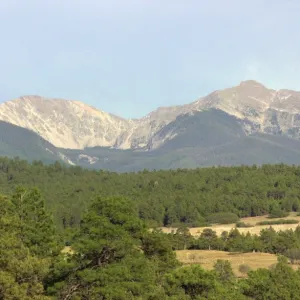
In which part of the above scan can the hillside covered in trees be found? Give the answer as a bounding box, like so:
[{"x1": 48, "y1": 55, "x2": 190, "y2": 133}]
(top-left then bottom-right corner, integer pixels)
[
  {"x1": 0, "y1": 157, "x2": 300, "y2": 230},
  {"x1": 1, "y1": 157, "x2": 300, "y2": 298},
  {"x1": 3, "y1": 185, "x2": 300, "y2": 299}
]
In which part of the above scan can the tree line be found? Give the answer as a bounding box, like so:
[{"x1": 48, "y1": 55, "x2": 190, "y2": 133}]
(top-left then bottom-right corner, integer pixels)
[
  {"x1": 1, "y1": 157, "x2": 300, "y2": 229},
  {"x1": 168, "y1": 226, "x2": 300, "y2": 262}
]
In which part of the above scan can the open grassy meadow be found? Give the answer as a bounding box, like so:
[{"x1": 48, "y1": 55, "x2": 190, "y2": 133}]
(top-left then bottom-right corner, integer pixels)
[
  {"x1": 161, "y1": 212, "x2": 300, "y2": 236},
  {"x1": 176, "y1": 250, "x2": 298, "y2": 277}
]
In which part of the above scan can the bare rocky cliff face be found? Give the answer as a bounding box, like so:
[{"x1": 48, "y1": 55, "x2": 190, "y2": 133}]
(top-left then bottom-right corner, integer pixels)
[
  {"x1": 0, "y1": 96, "x2": 130, "y2": 149},
  {"x1": 1, "y1": 80, "x2": 300, "y2": 150}
]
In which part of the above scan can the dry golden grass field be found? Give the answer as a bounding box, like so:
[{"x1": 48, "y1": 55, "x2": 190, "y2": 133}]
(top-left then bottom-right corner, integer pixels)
[
  {"x1": 161, "y1": 212, "x2": 300, "y2": 237},
  {"x1": 176, "y1": 250, "x2": 298, "y2": 277}
]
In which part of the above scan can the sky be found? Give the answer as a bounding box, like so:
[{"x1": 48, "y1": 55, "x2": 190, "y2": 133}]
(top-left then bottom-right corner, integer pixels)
[{"x1": 0, "y1": 0, "x2": 300, "y2": 118}]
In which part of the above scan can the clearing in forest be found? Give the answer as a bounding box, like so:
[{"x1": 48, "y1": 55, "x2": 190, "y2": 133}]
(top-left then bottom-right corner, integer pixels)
[
  {"x1": 162, "y1": 212, "x2": 300, "y2": 236},
  {"x1": 176, "y1": 250, "x2": 297, "y2": 277}
]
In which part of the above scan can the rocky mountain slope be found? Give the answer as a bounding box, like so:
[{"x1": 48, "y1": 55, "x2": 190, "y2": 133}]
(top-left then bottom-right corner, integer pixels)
[
  {"x1": 61, "y1": 110, "x2": 300, "y2": 172},
  {"x1": 0, "y1": 96, "x2": 129, "y2": 149},
  {"x1": 1, "y1": 80, "x2": 300, "y2": 152},
  {"x1": 0, "y1": 95, "x2": 195, "y2": 150}
]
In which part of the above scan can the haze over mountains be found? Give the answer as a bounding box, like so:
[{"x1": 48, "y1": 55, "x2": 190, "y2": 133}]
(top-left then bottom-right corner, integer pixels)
[{"x1": 1, "y1": 80, "x2": 300, "y2": 171}]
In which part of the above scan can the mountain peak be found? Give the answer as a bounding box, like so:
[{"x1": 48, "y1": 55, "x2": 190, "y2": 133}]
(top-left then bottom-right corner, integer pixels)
[
  {"x1": 1, "y1": 80, "x2": 300, "y2": 151},
  {"x1": 0, "y1": 96, "x2": 131, "y2": 149},
  {"x1": 239, "y1": 80, "x2": 266, "y2": 88}
]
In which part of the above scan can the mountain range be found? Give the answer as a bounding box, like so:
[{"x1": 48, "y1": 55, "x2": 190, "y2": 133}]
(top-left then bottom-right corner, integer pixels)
[{"x1": 1, "y1": 80, "x2": 300, "y2": 171}]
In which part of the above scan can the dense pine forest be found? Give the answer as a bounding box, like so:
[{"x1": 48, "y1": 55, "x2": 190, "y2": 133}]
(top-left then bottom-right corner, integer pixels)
[
  {"x1": 1, "y1": 157, "x2": 300, "y2": 229},
  {"x1": 3, "y1": 157, "x2": 300, "y2": 298},
  {"x1": 3, "y1": 186, "x2": 300, "y2": 299}
]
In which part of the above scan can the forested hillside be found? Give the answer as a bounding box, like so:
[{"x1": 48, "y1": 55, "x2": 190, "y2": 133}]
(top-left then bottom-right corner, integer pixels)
[
  {"x1": 2, "y1": 158, "x2": 300, "y2": 298},
  {"x1": 2, "y1": 184, "x2": 300, "y2": 299},
  {"x1": 1, "y1": 157, "x2": 300, "y2": 230}
]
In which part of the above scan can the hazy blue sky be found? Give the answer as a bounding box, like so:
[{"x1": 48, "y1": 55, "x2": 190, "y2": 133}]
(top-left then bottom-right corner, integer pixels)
[{"x1": 0, "y1": 0, "x2": 299, "y2": 118}]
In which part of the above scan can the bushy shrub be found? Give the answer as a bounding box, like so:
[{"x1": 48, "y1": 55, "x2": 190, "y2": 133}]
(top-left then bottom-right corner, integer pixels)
[
  {"x1": 213, "y1": 259, "x2": 234, "y2": 282},
  {"x1": 269, "y1": 210, "x2": 289, "y2": 218},
  {"x1": 239, "y1": 264, "x2": 251, "y2": 274},
  {"x1": 236, "y1": 221, "x2": 253, "y2": 228},
  {"x1": 285, "y1": 248, "x2": 300, "y2": 264},
  {"x1": 206, "y1": 212, "x2": 239, "y2": 224},
  {"x1": 171, "y1": 221, "x2": 211, "y2": 228},
  {"x1": 269, "y1": 204, "x2": 288, "y2": 218},
  {"x1": 257, "y1": 219, "x2": 299, "y2": 225}
]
